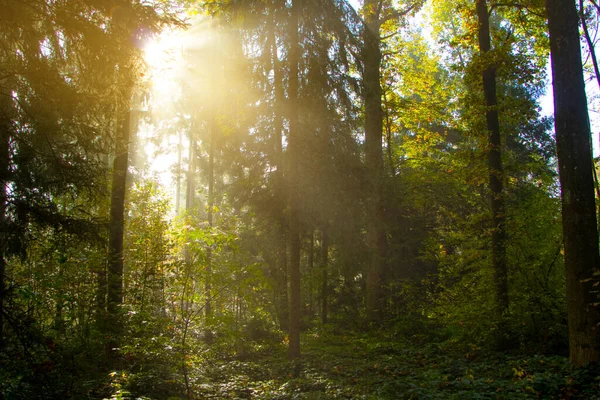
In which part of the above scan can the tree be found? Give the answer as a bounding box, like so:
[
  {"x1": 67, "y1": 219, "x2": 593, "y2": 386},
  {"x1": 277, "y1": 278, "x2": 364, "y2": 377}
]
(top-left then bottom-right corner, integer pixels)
[
  {"x1": 0, "y1": 0, "x2": 123, "y2": 349},
  {"x1": 420, "y1": 0, "x2": 559, "y2": 348},
  {"x1": 321, "y1": 228, "x2": 330, "y2": 324},
  {"x1": 362, "y1": 0, "x2": 387, "y2": 323},
  {"x1": 104, "y1": 2, "x2": 182, "y2": 356},
  {"x1": 0, "y1": 72, "x2": 11, "y2": 350},
  {"x1": 106, "y1": 109, "x2": 132, "y2": 354},
  {"x1": 288, "y1": 0, "x2": 302, "y2": 360},
  {"x1": 361, "y1": 0, "x2": 423, "y2": 322},
  {"x1": 547, "y1": 0, "x2": 600, "y2": 365},
  {"x1": 475, "y1": 0, "x2": 509, "y2": 346},
  {"x1": 268, "y1": 0, "x2": 290, "y2": 333}
]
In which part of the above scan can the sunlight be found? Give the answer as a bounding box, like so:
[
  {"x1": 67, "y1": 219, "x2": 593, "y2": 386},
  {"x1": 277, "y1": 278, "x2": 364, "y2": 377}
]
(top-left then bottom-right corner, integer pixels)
[
  {"x1": 137, "y1": 18, "x2": 240, "y2": 205},
  {"x1": 139, "y1": 28, "x2": 187, "y2": 197},
  {"x1": 143, "y1": 28, "x2": 184, "y2": 105},
  {"x1": 138, "y1": 16, "x2": 254, "y2": 182},
  {"x1": 10, "y1": 0, "x2": 599, "y2": 395},
  {"x1": 142, "y1": 18, "x2": 224, "y2": 108}
]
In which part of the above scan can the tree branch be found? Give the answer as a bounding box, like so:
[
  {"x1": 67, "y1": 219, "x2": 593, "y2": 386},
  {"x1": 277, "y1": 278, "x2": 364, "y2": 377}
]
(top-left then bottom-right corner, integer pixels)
[
  {"x1": 489, "y1": 2, "x2": 545, "y2": 19},
  {"x1": 380, "y1": 31, "x2": 400, "y2": 41},
  {"x1": 378, "y1": 1, "x2": 421, "y2": 27}
]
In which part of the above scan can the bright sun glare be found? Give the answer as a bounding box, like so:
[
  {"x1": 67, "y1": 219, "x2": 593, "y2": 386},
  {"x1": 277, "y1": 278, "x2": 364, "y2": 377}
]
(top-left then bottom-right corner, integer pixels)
[
  {"x1": 143, "y1": 29, "x2": 184, "y2": 102},
  {"x1": 139, "y1": 18, "x2": 249, "y2": 199},
  {"x1": 140, "y1": 29, "x2": 187, "y2": 194}
]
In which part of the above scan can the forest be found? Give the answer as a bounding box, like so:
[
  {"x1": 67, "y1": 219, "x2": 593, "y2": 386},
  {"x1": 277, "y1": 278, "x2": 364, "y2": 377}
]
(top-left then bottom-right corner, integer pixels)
[{"x1": 1, "y1": 0, "x2": 600, "y2": 398}]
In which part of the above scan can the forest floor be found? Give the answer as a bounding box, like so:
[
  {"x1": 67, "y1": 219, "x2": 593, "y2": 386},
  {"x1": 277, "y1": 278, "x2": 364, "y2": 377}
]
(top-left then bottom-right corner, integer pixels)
[{"x1": 172, "y1": 328, "x2": 600, "y2": 400}]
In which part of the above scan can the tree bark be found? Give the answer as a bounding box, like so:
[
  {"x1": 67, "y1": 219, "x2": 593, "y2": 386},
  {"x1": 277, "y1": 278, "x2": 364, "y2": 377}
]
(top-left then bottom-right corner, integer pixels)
[
  {"x1": 107, "y1": 111, "x2": 131, "y2": 319},
  {"x1": 105, "y1": 110, "x2": 131, "y2": 364},
  {"x1": 186, "y1": 123, "x2": 195, "y2": 212},
  {"x1": 97, "y1": 156, "x2": 109, "y2": 320},
  {"x1": 268, "y1": 1, "x2": 289, "y2": 331},
  {"x1": 363, "y1": 0, "x2": 387, "y2": 323},
  {"x1": 476, "y1": 0, "x2": 509, "y2": 346},
  {"x1": 321, "y1": 227, "x2": 329, "y2": 325},
  {"x1": 288, "y1": 0, "x2": 301, "y2": 360},
  {"x1": 184, "y1": 121, "x2": 195, "y2": 291},
  {"x1": 0, "y1": 254, "x2": 4, "y2": 349},
  {"x1": 547, "y1": 0, "x2": 600, "y2": 365},
  {"x1": 308, "y1": 230, "x2": 314, "y2": 316},
  {"x1": 206, "y1": 117, "x2": 215, "y2": 319},
  {"x1": 176, "y1": 129, "x2": 183, "y2": 215},
  {"x1": 0, "y1": 78, "x2": 11, "y2": 349}
]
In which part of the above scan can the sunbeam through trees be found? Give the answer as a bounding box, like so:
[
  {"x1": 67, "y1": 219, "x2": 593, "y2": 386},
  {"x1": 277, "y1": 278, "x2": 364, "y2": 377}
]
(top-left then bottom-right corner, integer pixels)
[{"x1": 1, "y1": 0, "x2": 600, "y2": 398}]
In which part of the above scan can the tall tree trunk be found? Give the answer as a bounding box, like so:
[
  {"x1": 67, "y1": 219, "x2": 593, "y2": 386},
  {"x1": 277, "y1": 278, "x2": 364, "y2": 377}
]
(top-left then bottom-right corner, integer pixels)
[
  {"x1": 547, "y1": 0, "x2": 600, "y2": 365},
  {"x1": 96, "y1": 155, "x2": 109, "y2": 323},
  {"x1": 206, "y1": 118, "x2": 215, "y2": 318},
  {"x1": 269, "y1": 1, "x2": 289, "y2": 332},
  {"x1": 107, "y1": 111, "x2": 131, "y2": 315},
  {"x1": 106, "y1": 110, "x2": 131, "y2": 356},
  {"x1": 288, "y1": 0, "x2": 301, "y2": 360},
  {"x1": 184, "y1": 122, "x2": 195, "y2": 267},
  {"x1": 0, "y1": 253, "x2": 5, "y2": 349},
  {"x1": 0, "y1": 78, "x2": 11, "y2": 349},
  {"x1": 476, "y1": 0, "x2": 509, "y2": 346},
  {"x1": 363, "y1": 0, "x2": 387, "y2": 323},
  {"x1": 186, "y1": 124, "x2": 195, "y2": 212},
  {"x1": 321, "y1": 227, "x2": 329, "y2": 325},
  {"x1": 176, "y1": 129, "x2": 183, "y2": 215},
  {"x1": 308, "y1": 230, "x2": 314, "y2": 316}
]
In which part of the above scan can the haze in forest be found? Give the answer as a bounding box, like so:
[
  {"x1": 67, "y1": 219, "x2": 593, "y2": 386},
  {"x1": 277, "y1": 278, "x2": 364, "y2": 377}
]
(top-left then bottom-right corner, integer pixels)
[{"x1": 2, "y1": 0, "x2": 600, "y2": 399}]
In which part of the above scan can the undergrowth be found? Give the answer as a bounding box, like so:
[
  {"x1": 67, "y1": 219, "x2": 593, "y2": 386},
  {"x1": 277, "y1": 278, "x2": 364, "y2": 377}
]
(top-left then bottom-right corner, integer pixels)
[{"x1": 107, "y1": 326, "x2": 600, "y2": 399}]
